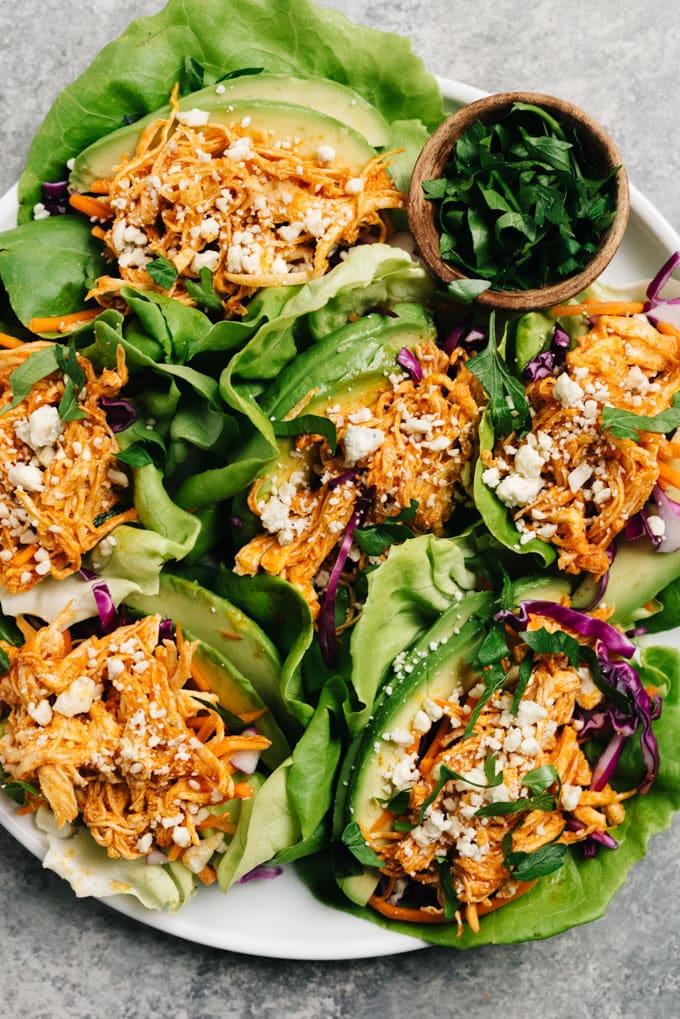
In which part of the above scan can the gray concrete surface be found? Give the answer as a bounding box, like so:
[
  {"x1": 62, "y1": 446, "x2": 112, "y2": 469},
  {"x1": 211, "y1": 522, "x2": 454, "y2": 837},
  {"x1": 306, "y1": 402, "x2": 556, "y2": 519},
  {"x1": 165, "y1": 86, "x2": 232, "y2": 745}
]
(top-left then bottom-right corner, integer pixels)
[{"x1": 1, "y1": 2, "x2": 679, "y2": 1017}]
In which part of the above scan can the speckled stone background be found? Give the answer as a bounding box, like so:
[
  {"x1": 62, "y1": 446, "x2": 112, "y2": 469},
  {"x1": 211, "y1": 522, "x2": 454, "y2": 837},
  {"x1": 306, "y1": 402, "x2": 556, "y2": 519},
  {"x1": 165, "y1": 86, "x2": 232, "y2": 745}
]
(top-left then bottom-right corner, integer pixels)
[{"x1": 1, "y1": 2, "x2": 680, "y2": 1017}]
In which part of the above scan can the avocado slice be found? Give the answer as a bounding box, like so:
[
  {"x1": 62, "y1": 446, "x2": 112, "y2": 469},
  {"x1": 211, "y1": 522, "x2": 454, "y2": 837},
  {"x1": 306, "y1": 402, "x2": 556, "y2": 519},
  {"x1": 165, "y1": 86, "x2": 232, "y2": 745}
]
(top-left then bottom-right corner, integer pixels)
[
  {"x1": 193, "y1": 74, "x2": 391, "y2": 148},
  {"x1": 70, "y1": 99, "x2": 378, "y2": 193},
  {"x1": 190, "y1": 641, "x2": 289, "y2": 770},
  {"x1": 338, "y1": 592, "x2": 489, "y2": 905},
  {"x1": 572, "y1": 537, "x2": 680, "y2": 628},
  {"x1": 124, "y1": 573, "x2": 298, "y2": 741},
  {"x1": 252, "y1": 306, "x2": 437, "y2": 503}
]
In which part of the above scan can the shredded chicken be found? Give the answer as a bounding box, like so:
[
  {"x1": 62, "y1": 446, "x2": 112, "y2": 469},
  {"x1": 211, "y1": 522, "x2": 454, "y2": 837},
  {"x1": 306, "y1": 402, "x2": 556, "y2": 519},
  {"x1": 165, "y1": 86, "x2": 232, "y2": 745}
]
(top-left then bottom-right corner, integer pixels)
[
  {"x1": 366, "y1": 622, "x2": 633, "y2": 932},
  {"x1": 0, "y1": 612, "x2": 269, "y2": 862},
  {"x1": 82, "y1": 86, "x2": 404, "y2": 318},
  {"x1": 0, "y1": 343, "x2": 136, "y2": 592},
  {"x1": 235, "y1": 344, "x2": 484, "y2": 615},
  {"x1": 482, "y1": 315, "x2": 680, "y2": 576}
]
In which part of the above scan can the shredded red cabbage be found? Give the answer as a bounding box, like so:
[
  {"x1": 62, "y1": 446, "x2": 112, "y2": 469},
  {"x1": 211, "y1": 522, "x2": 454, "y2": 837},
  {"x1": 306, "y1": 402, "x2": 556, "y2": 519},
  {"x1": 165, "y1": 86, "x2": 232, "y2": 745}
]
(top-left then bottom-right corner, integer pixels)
[
  {"x1": 99, "y1": 397, "x2": 138, "y2": 433},
  {"x1": 92, "y1": 582, "x2": 118, "y2": 634},
  {"x1": 238, "y1": 865, "x2": 283, "y2": 883},
  {"x1": 229, "y1": 515, "x2": 244, "y2": 530},
  {"x1": 158, "y1": 618, "x2": 175, "y2": 642},
  {"x1": 442, "y1": 322, "x2": 487, "y2": 355},
  {"x1": 643, "y1": 251, "x2": 680, "y2": 328},
  {"x1": 582, "y1": 829, "x2": 619, "y2": 858},
  {"x1": 500, "y1": 599, "x2": 661, "y2": 795},
  {"x1": 523, "y1": 324, "x2": 570, "y2": 382},
  {"x1": 397, "y1": 347, "x2": 423, "y2": 384},
  {"x1": 328, "y1": 469, "x2": 361, "y2": 491},
  {"x1": 651, "y1": 484, "x2": 680, "y2": 553},
  {"x1": 318, "y1": 488, "x2": 371, "y2": 666},
  {"x1": 497, "y1": 599, "x2": 635, "y2": 658},
  {"x1": 41, "y1": 179, "x2": 70, "y2": 215},
  {"x1": 646, "y1": 250, "x2": 680, "y2": 305}
]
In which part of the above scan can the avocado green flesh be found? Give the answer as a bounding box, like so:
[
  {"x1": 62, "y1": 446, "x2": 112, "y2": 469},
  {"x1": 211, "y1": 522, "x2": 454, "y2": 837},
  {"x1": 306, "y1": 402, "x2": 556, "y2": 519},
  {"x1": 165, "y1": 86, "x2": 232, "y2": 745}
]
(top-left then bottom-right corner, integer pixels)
[
  {"x1": 341, "y1": 602, "x2": 487, "y2": 906},
  {"x1": 257, "y1": 317, "x2": 437, "y2": 501},
  {"x1": 572, "y1": 538, "x2": 680, "y2": 627},
  {"x1": 70, "y1": 99, "x2": 377, "y2": 192},
  {"x1": 124, "y1": 573, "x2": 296, "y2": 739},
  {"x1": 199, "y1": 74, "x2": 391, "y2": 148},
  {"x1": 191, "y1": 642, "x2": 289, "y2": 770}
]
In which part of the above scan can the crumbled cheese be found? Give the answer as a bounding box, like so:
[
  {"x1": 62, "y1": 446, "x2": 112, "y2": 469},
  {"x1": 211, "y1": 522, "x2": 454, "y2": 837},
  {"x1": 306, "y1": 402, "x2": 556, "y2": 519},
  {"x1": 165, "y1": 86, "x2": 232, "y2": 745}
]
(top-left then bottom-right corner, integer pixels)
[
  {"x1": 15, "y1": 405, "x2": 63, "y2": 452},
  {"x1": 176, "y1": 108, "x2": 210, "y2": 127},
  {"x1": 343, "y1": 425, "x2": 385, "y2": 464},
  {"x1": 316, "y1": 144, "x2": 336, "y2": 163},
  {"x1": 561, "y1": 784, "x2": 582, "y2": 812},
  {"x1": 567, "y1": 462, "x2": 593, "y2": 493},
  {"x1": 646, "y1": 514, "x2": 666, "y2": 538},
  {"x1": 553, "y1": 372, "x2": 584, "y2": 408},
  {"x1": 344, "y1": 177, "x2": 364, "y2": 194},
  {"x1": 495, "y1": 473, "x2": 543, "y2": 508},
  {"x1": 53, "y1": 676, "x2": 96, "y2": 718},
  {"x1": 27, "y1": 699, "x2": 53, "y2": 727},
  {"x1": 7, "y1": 463, "x2": 44, "y2": 493}
]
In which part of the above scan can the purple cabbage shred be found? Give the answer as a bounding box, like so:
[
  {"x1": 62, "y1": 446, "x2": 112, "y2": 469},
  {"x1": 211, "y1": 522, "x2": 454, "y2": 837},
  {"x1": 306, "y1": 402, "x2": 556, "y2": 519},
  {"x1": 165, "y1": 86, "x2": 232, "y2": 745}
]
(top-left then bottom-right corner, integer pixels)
[
  {"x1": 397, "y1": 347, "x2": 423, "y2": 384},
  {"x1": 99, "y1": 397, "x2": 138, "y2": 433}
]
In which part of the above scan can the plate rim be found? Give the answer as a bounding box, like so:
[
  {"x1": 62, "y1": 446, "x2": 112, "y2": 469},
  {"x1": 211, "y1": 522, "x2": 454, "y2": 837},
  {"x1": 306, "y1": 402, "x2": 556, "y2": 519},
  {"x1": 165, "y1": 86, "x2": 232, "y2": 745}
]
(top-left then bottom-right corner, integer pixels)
[{"x1": 1, "y1": 73, "x2": 679, "y2": 961}]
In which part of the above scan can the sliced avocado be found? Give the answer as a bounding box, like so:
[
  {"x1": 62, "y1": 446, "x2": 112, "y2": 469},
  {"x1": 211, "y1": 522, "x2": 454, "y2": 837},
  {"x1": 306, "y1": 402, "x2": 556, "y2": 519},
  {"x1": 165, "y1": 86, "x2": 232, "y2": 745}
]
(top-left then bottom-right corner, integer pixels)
[
  {"x1": 572, "y1": 537, "x2": 680, "y2": 628},
  {"x1": 71, "y1": 100, "x2": 378, "y2": 193},
  {"x1": 253, "y1": 307, "x2": 437, "y2": 503},
  {"x1": 196, "y1": 74, "x2": 390, "y2": 148},
  {"x1": 124, "y1": 573, "x2": 298, "y2": 740},
  {"x1": 191, "y1": 642, "x2": 289, "y2": 770},
  {"x1": 338, "y1": 594, "x2": 488, "y2": 905}
]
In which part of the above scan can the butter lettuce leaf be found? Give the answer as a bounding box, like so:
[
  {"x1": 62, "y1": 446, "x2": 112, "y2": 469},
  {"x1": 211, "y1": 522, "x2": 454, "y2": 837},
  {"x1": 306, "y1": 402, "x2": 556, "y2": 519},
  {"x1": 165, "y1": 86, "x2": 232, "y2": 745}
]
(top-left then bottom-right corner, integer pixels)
[
  {"x1": 299, "y1": 642, "x2": 680, "y2": 946},
  {"x1": 18, "y1": 0, "x2": 443, "y2": 220}
]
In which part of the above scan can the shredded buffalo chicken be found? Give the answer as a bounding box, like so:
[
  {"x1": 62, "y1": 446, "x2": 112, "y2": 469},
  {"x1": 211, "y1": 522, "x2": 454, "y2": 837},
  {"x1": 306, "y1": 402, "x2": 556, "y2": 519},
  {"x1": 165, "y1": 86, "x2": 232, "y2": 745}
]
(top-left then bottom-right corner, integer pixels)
[
  {"x1": 235, "y1": 344, "x2": 484, "y2": 615},
  {"x1": 482, "y1": 315, "x2": 680, "y2": 576},
  {"x1": 80, "y1": 86, "x2": 404, "y2": 318},
  {"x1": 0, "y1": 613, "x2": 269, "y2": 865},
  {"x1": 366, "y1": 623, "x2": 632, "y2": 933},
  {"x1": 0, "y1": 343, "x2": 136, "y2": 592}
]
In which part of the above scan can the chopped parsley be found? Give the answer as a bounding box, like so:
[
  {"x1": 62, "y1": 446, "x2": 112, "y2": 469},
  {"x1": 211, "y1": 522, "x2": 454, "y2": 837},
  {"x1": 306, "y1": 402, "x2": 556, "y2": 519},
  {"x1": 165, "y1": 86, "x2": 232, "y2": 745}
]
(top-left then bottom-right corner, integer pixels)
[{"x1": 423, "y1": 101, "x2": 618, "y2": 291}]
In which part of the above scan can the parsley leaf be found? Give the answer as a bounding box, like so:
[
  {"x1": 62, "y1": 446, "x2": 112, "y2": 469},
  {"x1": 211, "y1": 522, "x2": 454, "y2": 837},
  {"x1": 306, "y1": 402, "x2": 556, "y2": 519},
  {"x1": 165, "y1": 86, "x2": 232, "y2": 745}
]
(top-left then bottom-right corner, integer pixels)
[
  {"x1": 146, "y1": 256, "x2": 179, "y2": 290},
  {"x1": 273, "y1": 415, "x2": 337, "y2": 454},
  {"x1": 0, "y1": 762, "x2": 40, "y2": 806},
  {"x1": 466, "y1": 315, "x2": 531, "y2": 437},
  {"x1": 185, "y1": 267, "x2": 224, "y2": 310},
  {"x1": 0, "y1": 345, "x2": 60, "y2": 417},
  {"x1": 55, "y1": 341, "x2": 88, "y2": 422},
  {"x1": 503, "y1": 839, "x2": 569, "y2": 880},
  {"x1": 601, "y1": 391, "x2": 680, "y2": 441},
  {"x1": 341, "y1": 820, "x2": 384, "y2": 868},
  {"x1": 418, "y1": 755, "x2": 504, "y2": 823},
  {"x1": 116, "y1": 440, "x2": 165, "y2": 469},
  {"x1": 354, "y1": 500, "x2": 418, "y2": 555},
  {"x1": 435, "y1": 857, "x2": 460, "y2": 920}
]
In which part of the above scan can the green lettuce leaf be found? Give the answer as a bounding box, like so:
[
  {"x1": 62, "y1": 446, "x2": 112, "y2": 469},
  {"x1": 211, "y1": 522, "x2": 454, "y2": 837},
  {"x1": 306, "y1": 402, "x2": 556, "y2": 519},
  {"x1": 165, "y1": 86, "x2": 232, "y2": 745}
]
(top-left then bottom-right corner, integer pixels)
[
  {"x1": 299, "y1": 642, "x2": 680, "y2": 947},
  {"x1": 0, "y1": 217, "x2": 107, "y2": 325},
  {"x1": 18, "y1": 0, "x2": 443, "y2": 220}
]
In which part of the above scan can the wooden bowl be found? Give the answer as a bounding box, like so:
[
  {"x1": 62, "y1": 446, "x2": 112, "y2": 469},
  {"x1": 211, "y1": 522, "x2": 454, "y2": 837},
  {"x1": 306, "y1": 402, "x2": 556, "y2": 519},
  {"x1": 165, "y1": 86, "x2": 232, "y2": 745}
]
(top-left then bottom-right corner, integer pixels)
[{"x1": 408, "y1": 91, "x2": 630, "y2": 311}]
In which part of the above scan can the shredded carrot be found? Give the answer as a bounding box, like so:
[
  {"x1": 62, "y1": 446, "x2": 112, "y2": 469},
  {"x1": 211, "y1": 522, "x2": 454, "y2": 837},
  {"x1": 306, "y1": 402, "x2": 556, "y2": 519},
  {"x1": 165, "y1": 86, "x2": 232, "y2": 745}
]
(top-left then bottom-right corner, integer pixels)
[
  {"x1": 16, "y1": 798, "x2": 46, "y2": 816},
  {"x1": 661, "y1": 442, "x2": 680, "y2": 459},
  {"x1": 196, "y1": 814, "x2": 236, "y2": 833},
  {"x1": 210, "y1": 734, "x2": 270, "y2": 757},
  {"x1": 68, "y1": 193, "x2": 112, "y2": 221},
  {"x1": 656, "y1": 319, "x2": 680, "y2": 340},
  {"x1": 232, "y1": 781, "x2": 254, "y2": 799},
  {"x1": 189, "y1": 659, "x2": 213, "y2": 692},
  {"x1": 28, "y1": 308, "x2": 101, "y2": 334},
  {"x1": 166, "y1": 843, "x2": 183, "y2": 862},
  {"x1": 0, "y1": 332, "x2": 24, "y2": 349},
  {"x1": 418, "y1": 717, "x2": 450, "y2": 778},
  {"x1": 238, "y1": 707, "x2": 269, "y2": 724},
  {"x1": 197, "y1": 864, "x2": 217, "y2": 885},
  {"x1": 369, "y1": 808, "x2": 396, "y2": 835},
  {"x1": 11, "y1": 544, "x2": 39, "y2": 568},
  {"x1": 369, "y1": 894, "x2": 447, "y2": 924},
  {"x1": 88, "y1": 179, "x2": 112, "y2": 195},
  {"x1": 475, "y1": 881, "x2": 537, "y2": 916},
  {"x1": 658, "y1": 460, "x2": 680, "y2": 490},
  {"x1": 551, "y1": 300, "x2": 646, "y2": 317}
]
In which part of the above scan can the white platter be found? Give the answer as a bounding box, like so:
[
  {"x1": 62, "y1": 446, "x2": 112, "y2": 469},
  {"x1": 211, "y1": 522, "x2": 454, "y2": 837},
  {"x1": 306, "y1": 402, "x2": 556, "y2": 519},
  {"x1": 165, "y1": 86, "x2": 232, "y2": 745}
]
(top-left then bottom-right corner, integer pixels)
[{"x1": 1, "y1": 76, "x2": 679, "y2": 960}]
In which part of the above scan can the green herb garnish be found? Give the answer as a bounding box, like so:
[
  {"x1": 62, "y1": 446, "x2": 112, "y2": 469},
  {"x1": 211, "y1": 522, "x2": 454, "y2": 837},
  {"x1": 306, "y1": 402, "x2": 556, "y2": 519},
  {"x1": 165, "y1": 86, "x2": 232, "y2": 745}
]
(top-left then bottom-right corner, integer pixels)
[
  {"x1": 418, "y1": 753, "x2": 503, "y2": 822},
  {"x1": 354, "y1": 500, "x2": 418, "y2": 555},
  {"x1": 273, "y1": 415, "x2": 337, "y2": 453},
  {"x1": 146, "y1": 256, "x2": 179, "y2": 290},
  {"x1": 185, "y1": 267, "x2": 224, "y2": 311},
  {"x1": 601, "y1": 391, "x2": 680, "y2": 441},
  {"x1": 466, "y1": 315, "x2": 531, "y2": 437},
  {"x1": 341, "y1": 820, "x2": 384, "y2": 868},
  {"x1": 424, "y1": 102, "x2": 618, "y2": 291}
]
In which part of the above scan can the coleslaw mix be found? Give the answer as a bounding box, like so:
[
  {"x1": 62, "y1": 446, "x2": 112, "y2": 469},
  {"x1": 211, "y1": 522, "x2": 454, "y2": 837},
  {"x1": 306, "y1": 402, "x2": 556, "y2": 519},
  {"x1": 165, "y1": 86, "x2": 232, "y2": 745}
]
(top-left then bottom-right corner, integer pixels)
[{"x1": 0, "y1": 0, "x2": 680, "y2": 947}]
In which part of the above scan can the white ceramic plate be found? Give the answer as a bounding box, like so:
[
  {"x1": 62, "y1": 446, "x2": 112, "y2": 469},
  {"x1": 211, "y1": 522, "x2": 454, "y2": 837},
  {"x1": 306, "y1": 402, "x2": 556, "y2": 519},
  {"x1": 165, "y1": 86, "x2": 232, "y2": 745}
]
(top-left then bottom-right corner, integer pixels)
[{"x1": 1, "y1": 76, "x2": 680, "y2": 961}]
